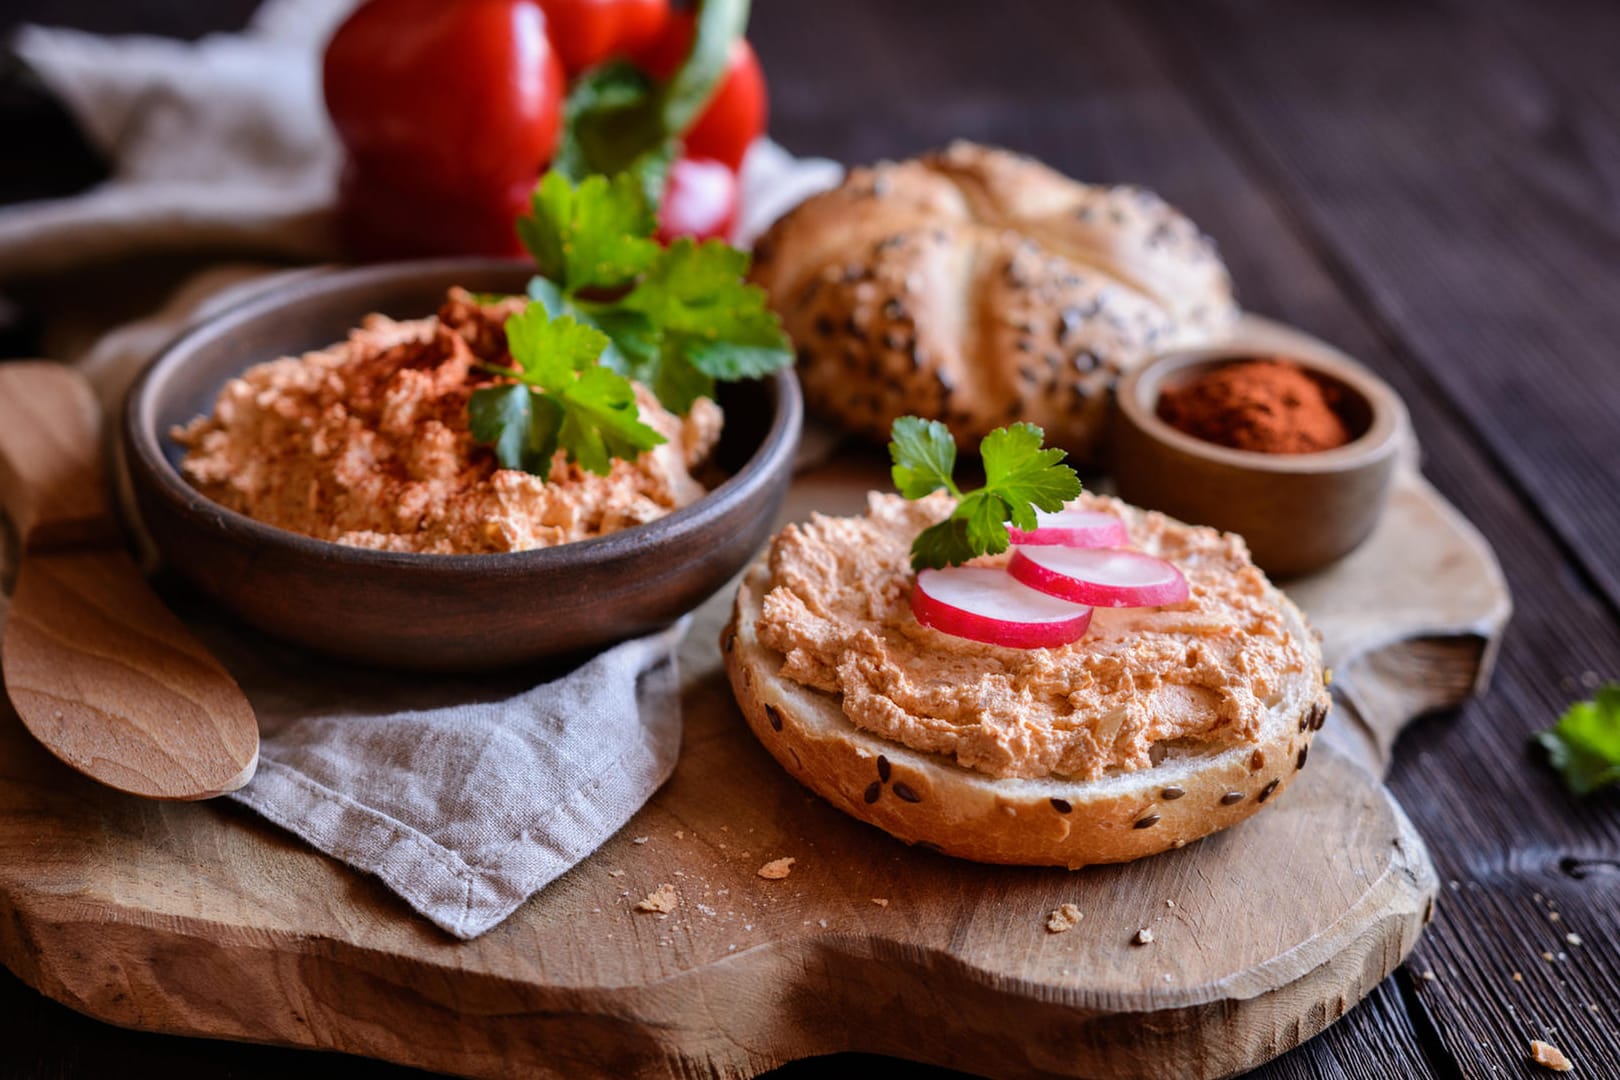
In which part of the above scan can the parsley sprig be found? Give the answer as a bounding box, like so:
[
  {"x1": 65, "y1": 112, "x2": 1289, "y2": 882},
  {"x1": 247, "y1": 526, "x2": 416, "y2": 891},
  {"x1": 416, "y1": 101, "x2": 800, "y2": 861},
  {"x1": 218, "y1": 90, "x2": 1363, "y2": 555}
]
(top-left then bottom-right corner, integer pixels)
[
  {"x1": 1534, "y1": 683, "x2": 1620, "y2": 795},
  {"x1": 517, "y1": 170, "x2": 792, "y2": 415},
  {"x1": 889, "y1": 416, "x2": 1083, "y2": 570},
  {"x1": 468, "y1": 304, "x2": 665, "y2": 482}
]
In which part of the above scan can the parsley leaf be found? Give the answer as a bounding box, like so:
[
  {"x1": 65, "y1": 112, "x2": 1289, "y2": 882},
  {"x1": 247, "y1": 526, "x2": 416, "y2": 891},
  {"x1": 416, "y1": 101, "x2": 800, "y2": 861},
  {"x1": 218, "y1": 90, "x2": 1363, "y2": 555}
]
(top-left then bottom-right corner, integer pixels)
[
  {"x1": 910, "y1": 517, "x2": 974, "y2": 573},
  {"x1": 469, "y1": 383, "x2": 559, "y2": 477},
  {"x1": 889, "y1": 416, "x2": 959, "y2": 499},
  {"x1": 982, "y1": 422, "x2": 1081, "y2": 531},
  {"x1": 505, "y1": 297, "x2": 608, "y2": 384},
  {"x1": 1534, "y1": 683, "x2": 1620, "y2": 795},
  {"x1": 648, "y1": 347, "x2": 716, "y2": 417},
  {"x1": 469, "y1": 302, "x2": 665, "y2": 481},
  {"x1": 959, "y1": 490, "x2": 1013, "y2": 557},
  {"x1": 512, "y1": 172, "x2": 792, "y2": 416},
  {"x1": 617, "y1": 237, "x2": 792, "y2": 400},
  {"x1": 624, "y1": 238, "x2": 750, "y2": 325},
  {"x1": 555, "y1": 62, "x2": 677, "y2": 208},
  {"x1": 518, "y1": 171, "x2": 660, "y2": 294},
  {"x1": 889, "y1": 416, "x2": 1082, "y2": 571},
  {"x1": 558, "y1": 365, "x2": 660, "y2": 475}
]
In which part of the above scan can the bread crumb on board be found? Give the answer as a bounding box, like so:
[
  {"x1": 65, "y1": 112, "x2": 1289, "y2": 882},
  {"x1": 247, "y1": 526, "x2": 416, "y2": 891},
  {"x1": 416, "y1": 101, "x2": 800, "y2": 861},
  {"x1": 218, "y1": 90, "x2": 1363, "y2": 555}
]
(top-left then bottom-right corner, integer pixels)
[
  {"x1": 1529, "y1": 1040, "x2": 1573, "y2": 1072},
  {"x1": 636, "y1": 884, "x2": 678, "y2": 914},
  {"x1": 1133, "y1": 928, "x2": 1154, "y2": 946},
  {"x1": 871, "y1": 898, "x2": 890, "y2": 908},
  {"x1": 757, "y1": 857, "x2": 796, "y2": 880},
  {"x1": 1046, "y1": 904, "x2": 1083, "y2": 934}
]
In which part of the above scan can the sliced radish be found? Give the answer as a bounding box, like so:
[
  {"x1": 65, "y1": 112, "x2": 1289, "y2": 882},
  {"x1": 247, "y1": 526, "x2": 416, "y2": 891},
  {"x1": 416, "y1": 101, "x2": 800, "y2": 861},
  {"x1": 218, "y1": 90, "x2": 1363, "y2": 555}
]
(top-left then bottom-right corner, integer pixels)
[
  {"x1": 1007, "y1": 508, "x2": 1129, "y2": 548},
  {"x1": 912, "y1": 567, "x2": 1093, "y2": 649},
  {"x1": 1008, "y1": 546, "x2": 1190, "y2": 608}
]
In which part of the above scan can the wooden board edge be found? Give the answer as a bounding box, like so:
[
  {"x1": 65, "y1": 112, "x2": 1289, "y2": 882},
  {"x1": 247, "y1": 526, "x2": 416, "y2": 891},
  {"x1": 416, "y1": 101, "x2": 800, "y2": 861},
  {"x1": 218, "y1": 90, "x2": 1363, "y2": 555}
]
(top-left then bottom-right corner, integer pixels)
[
  {"x1": 1310, "y1": 466, "x2": 1512, "y2": 778},
  {"x1": 0, "y1": 784, "x2": 1437, "y2": 1080}
]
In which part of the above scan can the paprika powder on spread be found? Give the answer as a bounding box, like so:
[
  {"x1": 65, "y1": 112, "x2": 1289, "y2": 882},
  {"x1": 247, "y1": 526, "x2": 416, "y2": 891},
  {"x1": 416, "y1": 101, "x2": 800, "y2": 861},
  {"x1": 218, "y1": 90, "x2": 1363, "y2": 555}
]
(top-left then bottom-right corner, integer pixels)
[{"x1": 1156, "y1": 358, "x2": 1351, "y2": 454}]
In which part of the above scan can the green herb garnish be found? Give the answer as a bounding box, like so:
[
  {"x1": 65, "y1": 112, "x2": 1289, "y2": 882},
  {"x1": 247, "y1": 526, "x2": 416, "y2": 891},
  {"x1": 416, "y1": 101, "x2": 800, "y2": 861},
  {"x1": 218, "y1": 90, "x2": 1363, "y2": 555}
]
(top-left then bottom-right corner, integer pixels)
[
  {"x1": 889, "y1": 416, "x2": 1082, "y2": 571},
  {"x1": 515, "y1": 170, "x2": 791, "y2": 416},
  {"x1": 1534, "y1": 683, "x2": 1620, "y2": 795},
  {"x1": 468, "y1": 303, "x2": 665, "y2": 482}
]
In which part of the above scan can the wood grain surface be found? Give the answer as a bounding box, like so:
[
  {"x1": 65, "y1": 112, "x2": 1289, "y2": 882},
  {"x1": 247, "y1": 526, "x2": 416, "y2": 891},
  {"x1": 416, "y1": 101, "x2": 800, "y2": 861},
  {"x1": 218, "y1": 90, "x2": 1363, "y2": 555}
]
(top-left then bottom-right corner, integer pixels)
[
  {"x1": 0, "y1": 362, "x2": 116, "y2": 551},
  {"x1": 2, "y1": 1, "x2": 1617, "y2": 1078},
  {"x1": 1122, "y1": 5, "x2": 1620, "y2": 1075},
  {"x1": 2, "y1": 550, "x2": 259, "y2": 799}
]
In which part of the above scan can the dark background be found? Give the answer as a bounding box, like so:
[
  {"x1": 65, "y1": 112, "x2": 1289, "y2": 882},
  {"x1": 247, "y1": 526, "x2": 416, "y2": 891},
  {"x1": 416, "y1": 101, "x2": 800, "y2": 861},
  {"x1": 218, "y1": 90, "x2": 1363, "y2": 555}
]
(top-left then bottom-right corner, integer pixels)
[{"x1": 3, "y1": 1, "x2": 1619, "y2": 1077}]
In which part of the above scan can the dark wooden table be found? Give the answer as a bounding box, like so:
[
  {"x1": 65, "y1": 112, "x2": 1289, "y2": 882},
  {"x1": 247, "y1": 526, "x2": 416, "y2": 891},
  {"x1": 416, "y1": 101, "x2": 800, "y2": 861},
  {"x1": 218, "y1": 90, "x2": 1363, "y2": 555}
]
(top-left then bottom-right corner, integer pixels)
[{"x1": 3, "y1": 1, "x2": 1619, "y2": 1077}]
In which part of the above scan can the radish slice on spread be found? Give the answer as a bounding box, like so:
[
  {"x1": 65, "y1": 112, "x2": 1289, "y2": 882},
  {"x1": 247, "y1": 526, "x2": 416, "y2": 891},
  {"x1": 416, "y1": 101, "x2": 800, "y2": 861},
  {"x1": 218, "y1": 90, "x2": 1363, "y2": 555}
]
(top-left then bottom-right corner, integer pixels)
[
  {"x1": 1008, "y1": 546, "x2": 1190, "y2": 608},
  {"x1": 912, "y1": 567, "x2": 1093, "y2": 649},
  {"x1": 1007, "y1": 508, "x2": 1129, "y2": 548}
]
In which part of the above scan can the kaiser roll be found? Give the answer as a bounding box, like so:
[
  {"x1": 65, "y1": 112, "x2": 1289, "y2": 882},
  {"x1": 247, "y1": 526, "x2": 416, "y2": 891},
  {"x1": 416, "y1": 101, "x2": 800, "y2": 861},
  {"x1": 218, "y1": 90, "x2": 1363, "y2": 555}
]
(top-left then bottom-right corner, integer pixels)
[{"x1": 750, "y1": 141, "x2": 1240, "y2": 461}]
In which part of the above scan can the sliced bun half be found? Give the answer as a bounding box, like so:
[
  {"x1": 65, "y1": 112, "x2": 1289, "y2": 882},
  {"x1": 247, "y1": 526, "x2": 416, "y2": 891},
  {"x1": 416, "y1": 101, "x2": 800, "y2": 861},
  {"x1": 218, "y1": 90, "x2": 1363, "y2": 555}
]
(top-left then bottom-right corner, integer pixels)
[{"x1": 723, "y1": 559, "x2": 1330, "y2": 868}]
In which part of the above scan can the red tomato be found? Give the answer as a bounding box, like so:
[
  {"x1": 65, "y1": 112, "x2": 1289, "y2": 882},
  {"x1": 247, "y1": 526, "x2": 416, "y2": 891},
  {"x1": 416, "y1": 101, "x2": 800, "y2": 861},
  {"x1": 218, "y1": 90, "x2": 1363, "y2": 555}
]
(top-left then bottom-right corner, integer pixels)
[
  {"x1": 634, "y1": 12, "x2": 767, "y2": 171},
  {"x1": 323, "y1": 0, "x2": 565, "y2": 203},
  {"x1": 537, "y1": 0, "x2": 670, "y2": 75},
  {"x1": 657, "y1": 156, "x2": 738, "y2": 243}
]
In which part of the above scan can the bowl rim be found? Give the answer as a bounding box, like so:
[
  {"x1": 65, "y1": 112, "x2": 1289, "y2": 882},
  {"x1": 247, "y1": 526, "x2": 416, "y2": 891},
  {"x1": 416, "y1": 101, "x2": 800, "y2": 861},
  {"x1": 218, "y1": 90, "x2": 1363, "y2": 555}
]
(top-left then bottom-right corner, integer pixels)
[
  {"x1": 124, "y1": 257, "x2": 803, "y2": 575},
  {"x1": 1115, "y1": 343, "x2": 1410, "y2": 474}
]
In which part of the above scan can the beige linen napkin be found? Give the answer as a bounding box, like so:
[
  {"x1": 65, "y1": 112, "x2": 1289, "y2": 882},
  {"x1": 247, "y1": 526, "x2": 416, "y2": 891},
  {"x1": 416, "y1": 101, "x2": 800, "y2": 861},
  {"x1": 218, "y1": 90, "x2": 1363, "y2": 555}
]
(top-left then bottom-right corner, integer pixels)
[{"x1": 212, "y1": 607, "x2": 688, "y2": 939}]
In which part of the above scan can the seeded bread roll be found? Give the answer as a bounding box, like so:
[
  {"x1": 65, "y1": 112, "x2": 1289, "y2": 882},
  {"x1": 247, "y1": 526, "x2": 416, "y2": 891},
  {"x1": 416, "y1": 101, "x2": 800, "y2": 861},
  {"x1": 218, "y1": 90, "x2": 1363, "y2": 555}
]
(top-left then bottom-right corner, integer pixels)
[{"x1": 750, "y1": 141, "x2": 1239, "y2": 461}]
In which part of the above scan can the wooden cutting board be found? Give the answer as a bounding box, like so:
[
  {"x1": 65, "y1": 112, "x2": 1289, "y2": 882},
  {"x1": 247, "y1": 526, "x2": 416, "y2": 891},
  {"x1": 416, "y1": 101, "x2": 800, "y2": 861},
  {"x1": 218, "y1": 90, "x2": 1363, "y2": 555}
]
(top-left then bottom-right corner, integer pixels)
[{"x1": 0, "y1": 441, "x2": 1507, "y2": 1079}]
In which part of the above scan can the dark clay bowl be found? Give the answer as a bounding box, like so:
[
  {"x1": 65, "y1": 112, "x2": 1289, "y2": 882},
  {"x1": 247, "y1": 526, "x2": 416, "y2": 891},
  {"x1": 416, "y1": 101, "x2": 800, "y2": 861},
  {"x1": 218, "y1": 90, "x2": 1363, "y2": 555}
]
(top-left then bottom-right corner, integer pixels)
[
  {"x1": 124, "y1": 259, "x2": 802, "y2": 672},
  {"x1": 1111, "y1": 343, "x2": 1409, "y2": 578}
]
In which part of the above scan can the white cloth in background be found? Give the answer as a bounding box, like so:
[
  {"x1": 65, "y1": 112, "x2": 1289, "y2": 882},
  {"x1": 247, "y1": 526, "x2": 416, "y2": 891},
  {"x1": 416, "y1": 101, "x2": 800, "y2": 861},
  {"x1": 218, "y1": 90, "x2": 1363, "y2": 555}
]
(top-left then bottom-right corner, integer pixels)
[
  {"x1": 0, "y1": 0, "x2": 843, "y2": 938},
  {"x1": 2, "y1": 0, "x2": 354, "y2": 277}
]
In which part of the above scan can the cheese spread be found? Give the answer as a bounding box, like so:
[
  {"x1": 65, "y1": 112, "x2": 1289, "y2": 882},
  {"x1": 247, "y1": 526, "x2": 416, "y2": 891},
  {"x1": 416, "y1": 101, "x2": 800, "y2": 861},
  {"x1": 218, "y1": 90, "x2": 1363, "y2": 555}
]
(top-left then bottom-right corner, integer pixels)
[
  {"x1": 755, "y1": 492, "x2": 1309, "y2": 780},
  {"x1": 174, "y1": 288, "x2": 723, "y2": 554}
]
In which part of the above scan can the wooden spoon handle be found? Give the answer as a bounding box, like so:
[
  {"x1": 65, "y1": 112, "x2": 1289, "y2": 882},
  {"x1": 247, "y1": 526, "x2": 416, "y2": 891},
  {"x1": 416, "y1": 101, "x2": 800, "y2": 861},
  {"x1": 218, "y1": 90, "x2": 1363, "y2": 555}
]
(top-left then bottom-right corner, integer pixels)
[{"x1": 0, "y1": 362, "x2": 121, "y2": 552}]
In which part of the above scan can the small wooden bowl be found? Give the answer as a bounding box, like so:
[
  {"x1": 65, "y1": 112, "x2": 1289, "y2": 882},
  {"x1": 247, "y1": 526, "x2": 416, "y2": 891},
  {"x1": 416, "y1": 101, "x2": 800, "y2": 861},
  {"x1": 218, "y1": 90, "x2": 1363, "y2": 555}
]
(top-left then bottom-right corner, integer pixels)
[
  {"x1": 1111, "y1": 344, "x2": 1409, "y2": 578},
  {"x1": 123, "y1": 259, "x2": 802, "y2": 672}
]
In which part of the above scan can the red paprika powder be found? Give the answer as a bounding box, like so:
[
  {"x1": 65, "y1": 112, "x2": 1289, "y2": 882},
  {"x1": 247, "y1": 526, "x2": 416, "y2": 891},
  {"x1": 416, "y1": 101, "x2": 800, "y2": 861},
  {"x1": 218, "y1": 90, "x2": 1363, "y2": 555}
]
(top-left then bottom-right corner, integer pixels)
[{"x1": 1156, "y1": 358, "x2": 1350, "y2": 454}]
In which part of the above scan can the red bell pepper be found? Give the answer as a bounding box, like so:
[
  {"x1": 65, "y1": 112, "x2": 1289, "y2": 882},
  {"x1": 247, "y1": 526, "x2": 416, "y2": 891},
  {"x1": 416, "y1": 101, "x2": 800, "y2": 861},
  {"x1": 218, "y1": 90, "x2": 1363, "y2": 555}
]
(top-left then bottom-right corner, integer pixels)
[
  {"x1": 324, "y1": 0, "x2": 566, "y2": 257},
  {"x1": 633, "y1": 10, "x2": 767, "y2": 171},
  {"x1": 323, "y1": 0, "x2": 766, "y2": 256},
  {"x1": 537, "y1": 0, "x2": 671, "y2": 75}
]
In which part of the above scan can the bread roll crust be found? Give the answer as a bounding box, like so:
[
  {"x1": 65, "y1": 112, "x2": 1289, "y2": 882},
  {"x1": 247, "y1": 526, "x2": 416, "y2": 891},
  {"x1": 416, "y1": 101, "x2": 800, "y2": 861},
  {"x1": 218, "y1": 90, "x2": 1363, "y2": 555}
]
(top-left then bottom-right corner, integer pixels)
[
  {"x1": 723, "y1": 558, "x2": 1329, "y2": 868},
  {"x1": 751, "y1": 142, "x2": 1240, "y2": 462}
]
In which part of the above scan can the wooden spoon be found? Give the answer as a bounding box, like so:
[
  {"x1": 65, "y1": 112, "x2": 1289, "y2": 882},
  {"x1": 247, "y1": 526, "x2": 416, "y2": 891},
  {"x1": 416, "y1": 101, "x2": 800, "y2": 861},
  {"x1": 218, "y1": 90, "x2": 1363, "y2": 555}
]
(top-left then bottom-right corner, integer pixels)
[{"x1": 0, "y1": 362, "x2": 258, "y2": 800}]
